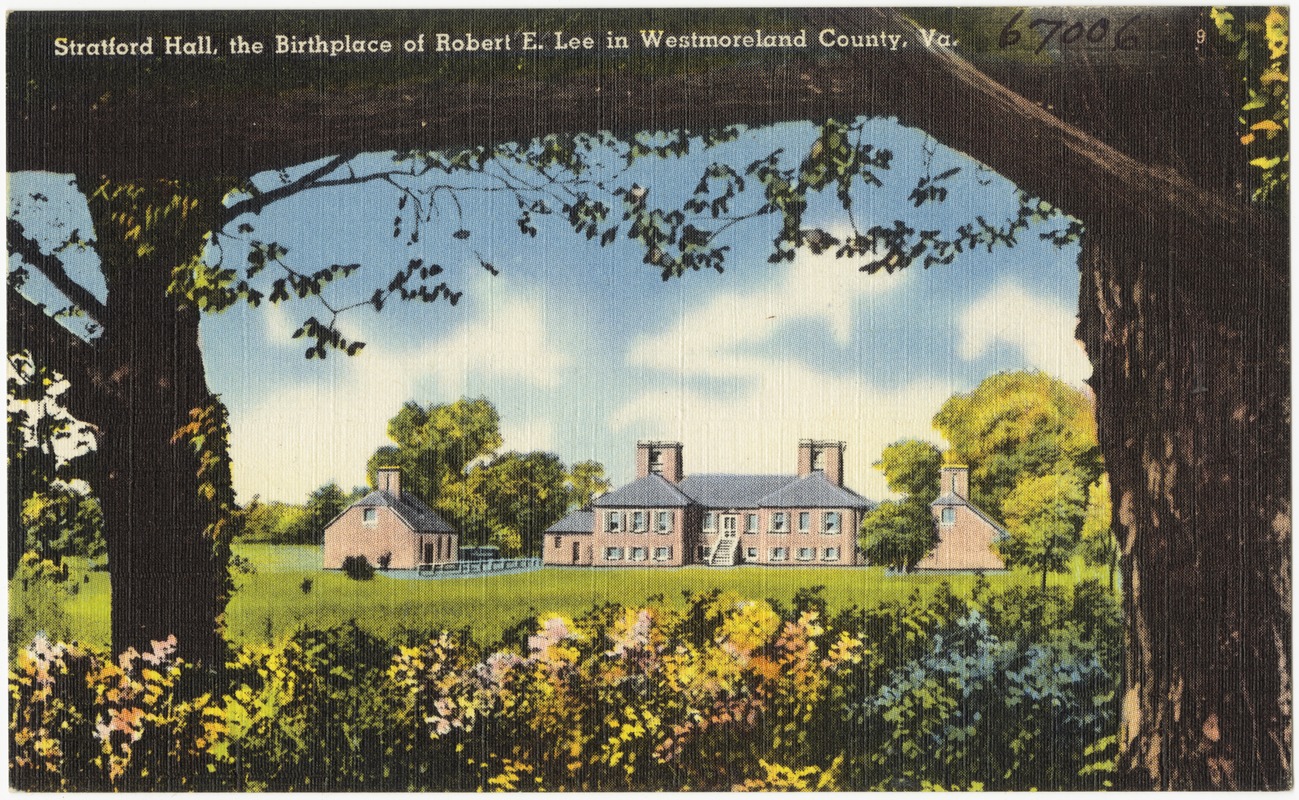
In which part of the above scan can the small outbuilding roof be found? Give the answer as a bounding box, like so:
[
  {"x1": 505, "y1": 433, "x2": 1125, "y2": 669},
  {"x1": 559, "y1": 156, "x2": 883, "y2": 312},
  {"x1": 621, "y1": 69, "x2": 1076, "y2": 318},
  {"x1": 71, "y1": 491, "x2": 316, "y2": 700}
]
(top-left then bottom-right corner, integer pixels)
[
  {"x1": 545, "y1": 509, "x2": 595, "y2": 534},
  {"x1": 931, "y1": 492, "x2": 1007, "y2": 534},
  {"x1": 351, "y1": 489, "x2": 456, "y2": 533}
]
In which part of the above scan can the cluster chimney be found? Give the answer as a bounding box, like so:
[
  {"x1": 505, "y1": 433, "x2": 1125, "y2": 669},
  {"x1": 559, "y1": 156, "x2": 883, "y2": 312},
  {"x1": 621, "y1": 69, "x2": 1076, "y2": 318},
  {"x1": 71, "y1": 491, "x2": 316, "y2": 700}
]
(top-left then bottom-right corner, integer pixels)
[
  {"x1": 377, "y1": 466, "x2": 402, "y2": 498},
  {"x1": 940, "y1": 465, "x2": 969, "y2": 499},
  {"x1": 798, "y1": 440, "x2": 845, "y2": 486},
  {"x1": 636, "y1": 441, "x2": 683, "y2": 483}
]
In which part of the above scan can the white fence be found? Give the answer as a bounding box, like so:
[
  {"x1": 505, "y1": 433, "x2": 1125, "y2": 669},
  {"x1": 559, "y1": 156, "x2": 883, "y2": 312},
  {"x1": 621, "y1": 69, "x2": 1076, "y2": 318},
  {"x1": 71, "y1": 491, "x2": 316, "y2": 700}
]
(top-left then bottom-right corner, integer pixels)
[{"x1": 417, "y1": 557, "x2": 541, "y2": 576}]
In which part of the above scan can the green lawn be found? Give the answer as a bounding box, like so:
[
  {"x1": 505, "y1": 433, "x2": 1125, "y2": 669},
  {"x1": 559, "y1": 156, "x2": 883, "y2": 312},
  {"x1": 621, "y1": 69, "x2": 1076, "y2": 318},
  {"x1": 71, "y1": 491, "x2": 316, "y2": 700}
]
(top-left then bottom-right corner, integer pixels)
[{"x1": 12, "y1": 544, "x2": 1110, "y2": 652}]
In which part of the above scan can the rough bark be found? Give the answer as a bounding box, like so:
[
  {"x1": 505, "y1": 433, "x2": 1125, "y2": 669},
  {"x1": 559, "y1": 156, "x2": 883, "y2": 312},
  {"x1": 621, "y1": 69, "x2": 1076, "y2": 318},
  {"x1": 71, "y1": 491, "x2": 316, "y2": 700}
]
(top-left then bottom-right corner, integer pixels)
[
  {"x1": 78, "y1": 179, "x2": 228, "y2": 665},
  {"x1": 1078, "y1": 225, "x2": 1290, "y2": 789}
]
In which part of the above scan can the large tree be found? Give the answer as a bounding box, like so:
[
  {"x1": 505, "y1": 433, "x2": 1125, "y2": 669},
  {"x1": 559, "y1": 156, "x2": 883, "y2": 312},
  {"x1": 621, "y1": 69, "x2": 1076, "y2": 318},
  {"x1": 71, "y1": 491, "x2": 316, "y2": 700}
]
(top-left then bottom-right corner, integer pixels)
[
  {"x1": 933, "y1": 371, "x2": 1102, "y2": 521},
  {"x1": 366, "y1": 398, "x2": 504, "y2": 509},
  {"x1": 6, "y1": 8, "x2": 1289, "y2": 789},
  {"x1": 859, "y1": 439, "x2": 943, "y2": 571},
  {"x1": 999, "y1": 472, "x2": 1088, "y2": 589}
]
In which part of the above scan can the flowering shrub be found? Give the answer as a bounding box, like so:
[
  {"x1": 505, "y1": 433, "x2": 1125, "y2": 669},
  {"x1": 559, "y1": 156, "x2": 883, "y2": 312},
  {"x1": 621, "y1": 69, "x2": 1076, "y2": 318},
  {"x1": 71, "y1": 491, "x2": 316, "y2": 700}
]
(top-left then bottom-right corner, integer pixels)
[
  {"x1": 10, "y1": 634, "x2": 214, "y2": 791},
  {"x1": 9, "y1": 581, "x2": 1119, "y2": 791}
]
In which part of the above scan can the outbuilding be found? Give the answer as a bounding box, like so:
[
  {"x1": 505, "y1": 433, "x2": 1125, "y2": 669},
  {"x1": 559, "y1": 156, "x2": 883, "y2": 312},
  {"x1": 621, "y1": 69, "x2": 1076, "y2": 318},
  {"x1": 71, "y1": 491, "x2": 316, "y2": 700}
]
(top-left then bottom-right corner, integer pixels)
[{"x1": 323, "y1": 467, "x2": 458, "y2": 570}]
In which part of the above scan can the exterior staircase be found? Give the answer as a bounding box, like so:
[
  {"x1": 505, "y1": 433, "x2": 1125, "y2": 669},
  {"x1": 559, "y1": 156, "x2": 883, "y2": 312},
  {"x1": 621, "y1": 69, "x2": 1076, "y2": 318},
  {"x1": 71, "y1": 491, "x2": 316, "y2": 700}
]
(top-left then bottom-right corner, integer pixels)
[{"x1": 710, "y1": 533, "x2": 740, "y2": 566}]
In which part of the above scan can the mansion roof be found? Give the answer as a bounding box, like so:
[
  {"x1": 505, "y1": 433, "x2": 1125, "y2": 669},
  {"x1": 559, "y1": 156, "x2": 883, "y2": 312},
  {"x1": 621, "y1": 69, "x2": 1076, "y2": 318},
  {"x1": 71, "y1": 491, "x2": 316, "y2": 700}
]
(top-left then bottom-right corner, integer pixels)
[{"x1": 594, "y1": 471, "x2": 873, "y2": 511}]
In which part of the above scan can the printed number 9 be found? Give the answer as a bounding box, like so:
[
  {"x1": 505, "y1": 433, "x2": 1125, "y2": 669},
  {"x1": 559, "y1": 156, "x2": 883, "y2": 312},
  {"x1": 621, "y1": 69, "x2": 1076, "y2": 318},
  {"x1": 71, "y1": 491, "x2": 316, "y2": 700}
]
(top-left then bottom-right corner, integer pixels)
[{"x1": 1197, "y1": 28, "x2": 1207, "y2": 44}]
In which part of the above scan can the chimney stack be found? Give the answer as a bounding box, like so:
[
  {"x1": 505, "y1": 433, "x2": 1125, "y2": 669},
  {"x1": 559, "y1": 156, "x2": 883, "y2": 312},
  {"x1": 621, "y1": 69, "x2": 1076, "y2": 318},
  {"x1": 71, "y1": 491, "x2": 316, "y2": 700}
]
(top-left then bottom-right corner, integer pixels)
[
  {"x1": 377, "y1": 467, "x2": 402, "y2": 498},
  {"x1": 798, "y1": 440, "x2": 845, "y2": 486},
  {"x1": 636, "y1": 441, "x2": 683, "y2": 482},
  {"x1": 940, "y1": 465, "x2": 969, "y2": 499}
]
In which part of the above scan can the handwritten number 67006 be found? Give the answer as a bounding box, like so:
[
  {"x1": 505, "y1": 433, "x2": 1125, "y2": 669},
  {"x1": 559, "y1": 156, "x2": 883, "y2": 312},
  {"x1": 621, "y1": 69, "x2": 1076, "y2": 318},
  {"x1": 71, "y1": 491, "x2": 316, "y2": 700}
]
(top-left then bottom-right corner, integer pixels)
[{"x1": 999, "y1": 11, "x2": 1142, "y2": 53}]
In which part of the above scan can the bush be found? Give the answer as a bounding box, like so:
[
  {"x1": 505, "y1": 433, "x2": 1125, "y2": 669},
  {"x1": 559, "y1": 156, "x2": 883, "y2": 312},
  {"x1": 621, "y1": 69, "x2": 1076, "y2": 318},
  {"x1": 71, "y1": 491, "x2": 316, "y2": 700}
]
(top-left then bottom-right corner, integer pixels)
[
  {"x1": 340, "y1": 555, "x2": 374, "y2": 581},
  {"x1": 9, "y1": 581, "x2": 1120, "y2": 791}
]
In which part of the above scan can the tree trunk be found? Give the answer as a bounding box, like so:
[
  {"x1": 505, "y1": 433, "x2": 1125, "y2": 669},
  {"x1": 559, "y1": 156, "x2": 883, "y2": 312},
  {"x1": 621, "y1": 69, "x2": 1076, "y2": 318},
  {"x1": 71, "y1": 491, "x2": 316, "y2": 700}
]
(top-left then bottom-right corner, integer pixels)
[
  {"x1": 1077, "y1": 228, "x2": 1290, "y2": 789},
  {"x1": 81, "y1": 178, "x2": 229, "y2": 665}
]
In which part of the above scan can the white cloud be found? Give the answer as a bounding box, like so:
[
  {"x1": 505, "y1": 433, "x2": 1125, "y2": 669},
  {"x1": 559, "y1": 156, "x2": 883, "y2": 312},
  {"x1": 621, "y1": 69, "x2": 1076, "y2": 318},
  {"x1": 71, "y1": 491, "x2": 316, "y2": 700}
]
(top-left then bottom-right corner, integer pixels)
[
  {"x1": 614, "y1": 249, "x2": 948, "y2": 501},
  {"x1": 959, "y1": 282, "x2": 1092, "y2": 386},
  {"x1": 227, "y1": 293, "x2": 571, "y2": 502},
  {"x1": 628, "y1": 242, "x2": 910, "y2": 377}
]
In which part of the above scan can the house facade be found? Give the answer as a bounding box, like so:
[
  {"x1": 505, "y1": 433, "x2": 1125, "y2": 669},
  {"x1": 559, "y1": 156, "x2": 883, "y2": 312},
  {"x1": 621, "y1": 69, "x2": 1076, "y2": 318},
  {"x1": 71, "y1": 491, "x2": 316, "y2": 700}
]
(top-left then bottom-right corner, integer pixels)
[
  {"x1": 323, "y1": 467, "x2": 459, "y2": 570},
  {"x1": 552, "y1": 440, "x2": 873, "y2": 568},
  {"x1": 915, "y1": 464, "x2": 1007, "y2": 570},
  {"x1": 542, "y1": 509, "x2": 595, "y2": 566}
]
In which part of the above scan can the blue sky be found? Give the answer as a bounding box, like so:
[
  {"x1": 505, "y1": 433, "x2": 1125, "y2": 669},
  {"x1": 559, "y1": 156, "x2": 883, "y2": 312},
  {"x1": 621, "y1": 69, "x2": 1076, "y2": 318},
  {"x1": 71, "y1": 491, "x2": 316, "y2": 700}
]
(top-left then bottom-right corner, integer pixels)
[{"x1": 11, "y1": 117, "x2": 1089, "y2": 504}]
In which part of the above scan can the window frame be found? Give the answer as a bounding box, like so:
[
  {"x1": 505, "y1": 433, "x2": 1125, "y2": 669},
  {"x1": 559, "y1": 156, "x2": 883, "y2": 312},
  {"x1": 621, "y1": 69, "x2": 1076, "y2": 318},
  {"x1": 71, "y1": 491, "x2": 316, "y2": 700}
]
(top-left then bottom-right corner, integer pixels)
[
  {"x1": 769, "y1": 546, "x2": 789, "y2": 562},
  {"x1": 656, "y1": 510, "x2": 673, "y2": 533},
  {"x1": 607, "y1": 511, "x2": 624, "y2": 532},
  {"x1": 823, "y1": 511, "x2": 842, "y2": 534},
  {"x1": 632, "y1": 510, "x2": 647, "y2": 532},
  {"x1": 362, "y1": 507, "x2": 377, "y2": 525},
  {"x1": 771, "y1": 512, "x2": 788, "y2": 533},
  {"x1": 941, "y1": 506, "x2": 956, "y2": 525},
  {"x1": 605, "y1": 546, "x2": 624, "y2": 561},
  {"x1": 823, "y1": 546, "x2": 840, "y2": 562},
  {"x1": 653, "y1": 546, "x2": 673, "y2": 561},
  {"x1": 798, "y1": 511, "x2": 811, "y2": 532}
]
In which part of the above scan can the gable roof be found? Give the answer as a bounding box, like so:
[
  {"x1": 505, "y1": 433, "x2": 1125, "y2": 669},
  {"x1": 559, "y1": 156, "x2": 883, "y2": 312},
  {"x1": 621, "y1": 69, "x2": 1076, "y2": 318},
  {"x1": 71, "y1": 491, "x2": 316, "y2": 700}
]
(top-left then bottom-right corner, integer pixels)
[
  {"x1": 677, "y1": 474, "x2": 797, "y2": 508},
  {"x1": 596, "y1": 471, "x2": 875, "y2": 510},
  {"x1": 545, "y1": 509, "x2": 595, "y2": 534},
  {"x1": 349, "y1": 490, "x2": 456, "y2": 533},
  {"x1": 758, "y1": 472, "x2": 874, "y2": 509},
  {"x1": 593, "y1": 473, "x2": 693, "y2": 508},
  {"x1": 931, "y1": 493, "x2": 1007, "y2": 534}
]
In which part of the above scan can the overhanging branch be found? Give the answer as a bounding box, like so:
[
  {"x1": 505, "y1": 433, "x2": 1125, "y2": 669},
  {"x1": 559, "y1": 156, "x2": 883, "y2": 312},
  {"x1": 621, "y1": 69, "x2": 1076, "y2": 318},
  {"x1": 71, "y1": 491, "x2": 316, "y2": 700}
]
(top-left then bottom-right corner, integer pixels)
[
  {"x1": 7, "y1": 219, "x2": 109, "y2": 327},
  {"x1": 6, "y1": 290, "x2": 107, "y2": 428},
  {"x1": 220, "y1": 152, "x2": 355, "y2": 224}
]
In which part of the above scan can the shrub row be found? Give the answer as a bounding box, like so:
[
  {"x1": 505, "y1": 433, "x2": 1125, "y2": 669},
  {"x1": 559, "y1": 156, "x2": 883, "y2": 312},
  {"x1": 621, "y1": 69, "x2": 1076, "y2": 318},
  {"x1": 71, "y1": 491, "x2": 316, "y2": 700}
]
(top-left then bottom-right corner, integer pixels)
[{"x1": 10, "y1": 579, "x2": 1120, "y2": 791}]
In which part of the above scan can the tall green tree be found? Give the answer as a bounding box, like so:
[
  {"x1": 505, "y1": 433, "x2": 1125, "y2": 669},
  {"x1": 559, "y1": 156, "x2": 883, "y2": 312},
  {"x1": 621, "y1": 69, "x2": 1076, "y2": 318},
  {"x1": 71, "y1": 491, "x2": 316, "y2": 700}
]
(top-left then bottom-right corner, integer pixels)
[
  {"x1": 300, "y1": 483, "x2": 360, "y2": 542},
  {"x1": 459, "y1": 451, "x2": 570, "y2": 556},
  {"x1": 565, "y1": 460, "x2": 611, "y2": 509},
  {"x1": 998, "y1": 473, "x2": 1087, "y2": 589},
  {"x1": 366, "y1": 398, "x2": 503, "y2": 508},
  {"x1": 860, "y1": 439, "x2": 942, "y2": 572},
  {"x1": 874, "y1": 439, "x2": 943, "y2": 500},
  {"x1": 859, "y1": 499, "x2": 938, "y2": 573},
  {"x1": 933, "y1": 372, "x2": 1102, "y2": 521}
]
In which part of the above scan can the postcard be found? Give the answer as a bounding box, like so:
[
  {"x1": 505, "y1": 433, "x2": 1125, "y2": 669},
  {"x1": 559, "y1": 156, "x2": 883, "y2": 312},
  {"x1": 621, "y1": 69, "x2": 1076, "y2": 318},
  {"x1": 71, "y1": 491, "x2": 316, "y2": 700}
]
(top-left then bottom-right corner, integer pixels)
[{"x1": 6, "y1": 7, "x2": 1289, "y2": 791}]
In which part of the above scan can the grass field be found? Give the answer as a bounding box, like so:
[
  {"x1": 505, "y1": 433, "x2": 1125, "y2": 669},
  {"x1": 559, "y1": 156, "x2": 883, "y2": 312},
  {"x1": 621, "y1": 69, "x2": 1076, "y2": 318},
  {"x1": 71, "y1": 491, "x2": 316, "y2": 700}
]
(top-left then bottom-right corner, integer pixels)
[{"x1": 12, "y1": 544, "x2": 1110, "y2": 651}]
